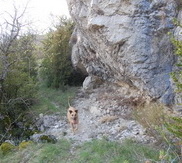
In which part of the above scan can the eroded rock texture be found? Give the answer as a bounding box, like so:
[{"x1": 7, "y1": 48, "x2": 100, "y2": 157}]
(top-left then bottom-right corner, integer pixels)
[{"x1": 67, "y1": 0, "x2": 182, "y2": 105}]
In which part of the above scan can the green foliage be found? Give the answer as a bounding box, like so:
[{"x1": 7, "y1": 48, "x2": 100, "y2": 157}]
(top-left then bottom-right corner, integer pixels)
[
  {"x1": 168, "y1": 21, "x2": 182, "y2": 140},
  {"x1": 166, "y1": 117, "x2": 182, "y2": 139},
  {"x1": 132, "y1": 103, "x2": 181, "y2": 161},
  {"x1": 0, "y1": 139, "x2": 169, "y2": 163},
  {"x1": 0, "y1": 142, "x2": 16, "y2": 155},
  {"x1": 170, "y1": 20, "x2": 182, "y2": 93},
  {"x1": 75, "y1": 139, "x2": 160, "y2": 163},
  {"x1": 0, "y1": 139, "x2": 71, "y2": 163},
  {"x1": 18, "y1": 141, "x2": 33, "y2": 150},
  {"x1": 40, "y1": 16, "x2": 85, "y2": 89},
  {"x1": 165, "y1": 21, "x2": 182, "y2": 159},
  {"x1": 0, "y1": 34, "x2": 38, "y2": 143},
  {"x1": 39, "y1": 135, "x2": 57, "y2": 143}
]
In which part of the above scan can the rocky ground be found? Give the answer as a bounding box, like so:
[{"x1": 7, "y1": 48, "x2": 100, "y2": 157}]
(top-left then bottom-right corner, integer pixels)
[{"x1": 33, "y1": 84, "x2": 155, "y2": 146}]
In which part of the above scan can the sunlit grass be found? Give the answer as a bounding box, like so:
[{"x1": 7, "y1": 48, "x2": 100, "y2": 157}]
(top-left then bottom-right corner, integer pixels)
[
  {"x1": 0, "y1": 140, "x2": 71, "y2": 163},
  {"x1": 73, "y1": 139, "x2": 160, "y2": 163},
  {"x1": 0, "y1": 138, "x2": 178, "y2": 163}
]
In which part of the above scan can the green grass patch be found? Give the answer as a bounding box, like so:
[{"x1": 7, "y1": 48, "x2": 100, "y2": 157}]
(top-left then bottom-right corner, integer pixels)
[
  {"x1": 0, "y1": 140, "x2": 71, "y2": 163},
  {"x1": 73, "y1": 139, "x2": 160, "y2": 163},
  {"x1": 0, "y1": 138, "x2": 179, "y2": 163},
  {"x1": 32, "y1": 85, "x2": 79, "y2": 116}
]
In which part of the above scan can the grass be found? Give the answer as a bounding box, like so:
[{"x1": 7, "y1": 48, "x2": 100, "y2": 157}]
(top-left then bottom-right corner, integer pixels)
[
  {"x1": 132, "y1": 103, "x2": 168, "y2": 139},
  {"x1": 0, "y1": 138, "x2": 166, "y2": 163},
  {"x1": 1, "y1": 86, "x2": 179, "y2": 162},
  {"x1": 0, "y1": 139, "x2": 71, "y2": 163},
  {"x1": 0, "y1": 136, "x2": 179, "y2": 163},
  {"x1": 132, "y1": 102, "x2": 182, "y2": 161},
  {"x1": 73, "y1": 139, "x2": 160, "y2": 163},
  {"x1": 31, "y1": 85, "x2": 79, "y2": 116}
]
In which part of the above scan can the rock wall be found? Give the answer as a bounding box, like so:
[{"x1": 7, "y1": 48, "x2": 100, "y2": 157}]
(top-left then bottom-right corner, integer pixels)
[{"x1": 67, "y1": 0, "x2": 181, "y2": 105}]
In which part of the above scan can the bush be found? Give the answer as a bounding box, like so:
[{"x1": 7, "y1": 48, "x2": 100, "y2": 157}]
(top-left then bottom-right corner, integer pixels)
[
  {"x1": 132, "y1": 103, "x2": 167, "y2": 139},
  {"x1": 39, "y1": 135, "x2": 57, "y2": 144},
  {"x1": 167, "y1": 20, "x2": 182, "y2": 157},
  {"x1": 0, "y1": 34, "x2": 38, "y2": 143},
  {"x1": 0, "y1": 142, "x2": 16, "y2": 155},
  {"x1": 18, "y1": 141, "x2": 33, "y2": 150},
  {"x1": 40, "y1": 16, "x2": 85, "y2": 89}
]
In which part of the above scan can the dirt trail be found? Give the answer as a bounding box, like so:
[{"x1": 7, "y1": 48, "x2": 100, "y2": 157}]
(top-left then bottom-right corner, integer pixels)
[{"x1": 42, "y1": 87, "x2": 155, "y2": 145}]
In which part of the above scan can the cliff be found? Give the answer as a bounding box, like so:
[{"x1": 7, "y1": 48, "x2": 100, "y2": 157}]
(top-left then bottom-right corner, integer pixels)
[{"x1": 67, "y1": 0, "x2": 182, "y2": 105}]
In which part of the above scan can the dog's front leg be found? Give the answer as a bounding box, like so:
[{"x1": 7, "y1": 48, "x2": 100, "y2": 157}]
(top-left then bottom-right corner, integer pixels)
[
  {"x1": 70, "y1": 123, "x2": 75, "y2": 133},
  {"x1": 74, "y1": 124, "x2": 78, "y2": 132}
]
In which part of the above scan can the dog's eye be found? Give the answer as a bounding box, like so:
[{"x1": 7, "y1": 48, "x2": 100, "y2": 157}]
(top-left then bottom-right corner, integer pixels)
[
  {"x1": 69, "y1": 110, "x2": 72, "y2": 114},
  {"x1": 75, "y1": 110, "x2": 78, "y2": 113}
]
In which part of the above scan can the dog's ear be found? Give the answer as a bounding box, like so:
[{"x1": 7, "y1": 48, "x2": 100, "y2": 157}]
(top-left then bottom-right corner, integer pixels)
[
  {"x1": 75, "y1": 110, "x2": 78, "y2": 113},
  {"x1": 69, "y1": 110, "x2": 73, "y2": 114}
]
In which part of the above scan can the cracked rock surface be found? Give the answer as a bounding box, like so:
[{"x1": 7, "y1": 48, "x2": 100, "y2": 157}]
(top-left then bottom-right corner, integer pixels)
[{"x1": 67, "y1": 0, "x2": 182, "y2": 105}]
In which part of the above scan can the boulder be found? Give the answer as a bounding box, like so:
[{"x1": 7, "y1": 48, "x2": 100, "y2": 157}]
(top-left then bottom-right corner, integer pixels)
[{"x1": 30, "y1": 134, "x2": 57, "y2": 143}]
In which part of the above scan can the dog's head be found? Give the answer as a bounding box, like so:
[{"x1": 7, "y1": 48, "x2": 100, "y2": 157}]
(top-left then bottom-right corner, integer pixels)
[{"x1": 68, "y1": 107, "x2": 78, "y2": 121}]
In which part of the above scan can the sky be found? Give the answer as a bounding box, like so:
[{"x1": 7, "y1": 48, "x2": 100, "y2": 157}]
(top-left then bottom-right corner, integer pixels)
[{"x1": 0, "y1": 0, "x2": 70, "y2": 33}]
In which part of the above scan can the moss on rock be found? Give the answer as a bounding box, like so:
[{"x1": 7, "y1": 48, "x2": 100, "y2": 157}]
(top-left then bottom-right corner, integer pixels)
[
  {"x1": 19, "y1": 141, "x2": 33, "y2": 150},
  {"x1": 39, "y1": 135, "x2": 57, "y2": 143},
  {"x1": 0, "y1": 142, "x2": 16, "y2": 155}
]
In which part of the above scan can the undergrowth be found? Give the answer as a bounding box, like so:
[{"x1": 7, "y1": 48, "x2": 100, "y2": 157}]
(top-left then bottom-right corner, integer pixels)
[
  {"x1": 0, "y1": 139, "x2": 71, "y2": 163},
  {"x1": 0, "y1": 138, "x2": 169, "y2": 163},
  {"x1": 74, "y1": 139, "x2": 160, "y2": 163},
  {"x1": 31, "y1": 85, "x2": 79, "y2": 116},
  {"x1": 132, "y1": 102, "x2": 182, "y2": 162}
]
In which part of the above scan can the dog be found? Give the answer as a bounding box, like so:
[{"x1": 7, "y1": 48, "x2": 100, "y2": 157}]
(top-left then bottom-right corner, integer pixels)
[{"x1": 67, "y1": 98, "x2": 79, "y2": 133}]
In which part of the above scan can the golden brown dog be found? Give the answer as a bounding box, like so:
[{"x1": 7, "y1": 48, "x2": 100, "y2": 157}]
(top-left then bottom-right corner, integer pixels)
[
  {"x1": 67, "y1": 106, "x2": 79, "y2": 133},
  {"x1": 67, "y1": 98, "x2": 79, "y2": 133}
]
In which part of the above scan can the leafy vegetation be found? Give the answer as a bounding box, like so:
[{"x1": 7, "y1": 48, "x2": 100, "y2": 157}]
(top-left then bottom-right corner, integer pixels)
[
  {"x1": 0, "y1": 142, "x2": 16, "y2": 155},
  {"x1": 165, "y1": 20, "x2": 182, "y2": 157},
  {"x1": 0, "y1": 139, "x2": 71, "y2": 163},
  {"x1": 170, "y1": 21, "x2": 182, "y2": 93},
  {"x1": 0, "y1": 12, "x2": 38, "y2": 143},
  {"x1": 0, "y1": 11, "x2": 83, "y2": 144},
  {"x1": 75, "y1": 139, "x2": 161, "y2": 163},
  {"x1": 40, "y1": 16, "x2": 85, "y2": 89}
]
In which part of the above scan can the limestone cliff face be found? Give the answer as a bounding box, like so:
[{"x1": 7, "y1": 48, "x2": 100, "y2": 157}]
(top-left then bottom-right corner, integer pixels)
[{"x1": 67, "y1": 0, "x2": 182, "y2": 105}]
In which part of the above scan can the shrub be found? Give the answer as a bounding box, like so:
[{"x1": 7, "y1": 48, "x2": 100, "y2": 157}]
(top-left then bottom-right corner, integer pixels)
[
  {"x1": 18, "y1": 141, "x2": 33, "y2": 150},
  {"x1": 0, "y1": 34, "x2": 38, "y2": 143},
  {"x1": 40, "y1": 16, "x2": 85, "y2": 89},
  {"x1": 132, "y1": 103, "x2": 167, "y2": 138},
  {"x1": 0, "y1": 142, "x2": 16, "y2": 155},
  {"x1": 167, "y1": 20, "x2": 182, "y2": 157},
  {"x1": 39, "y1": 135, "x2": 57, "y2": 144}
]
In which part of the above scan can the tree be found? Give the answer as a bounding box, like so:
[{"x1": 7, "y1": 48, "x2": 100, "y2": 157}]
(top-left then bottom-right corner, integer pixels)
[
  {"x1": 0, "y1": 5, "x2": 37, "y2": 142},
  {"x1": 40, "y1": 16, "x2": 85, "y2": 89}
]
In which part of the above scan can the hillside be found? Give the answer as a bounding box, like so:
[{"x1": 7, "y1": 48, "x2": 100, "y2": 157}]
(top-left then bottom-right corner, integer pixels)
[{"x1": 0, "y1": 86, "x2": 181, "y2": 162}]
